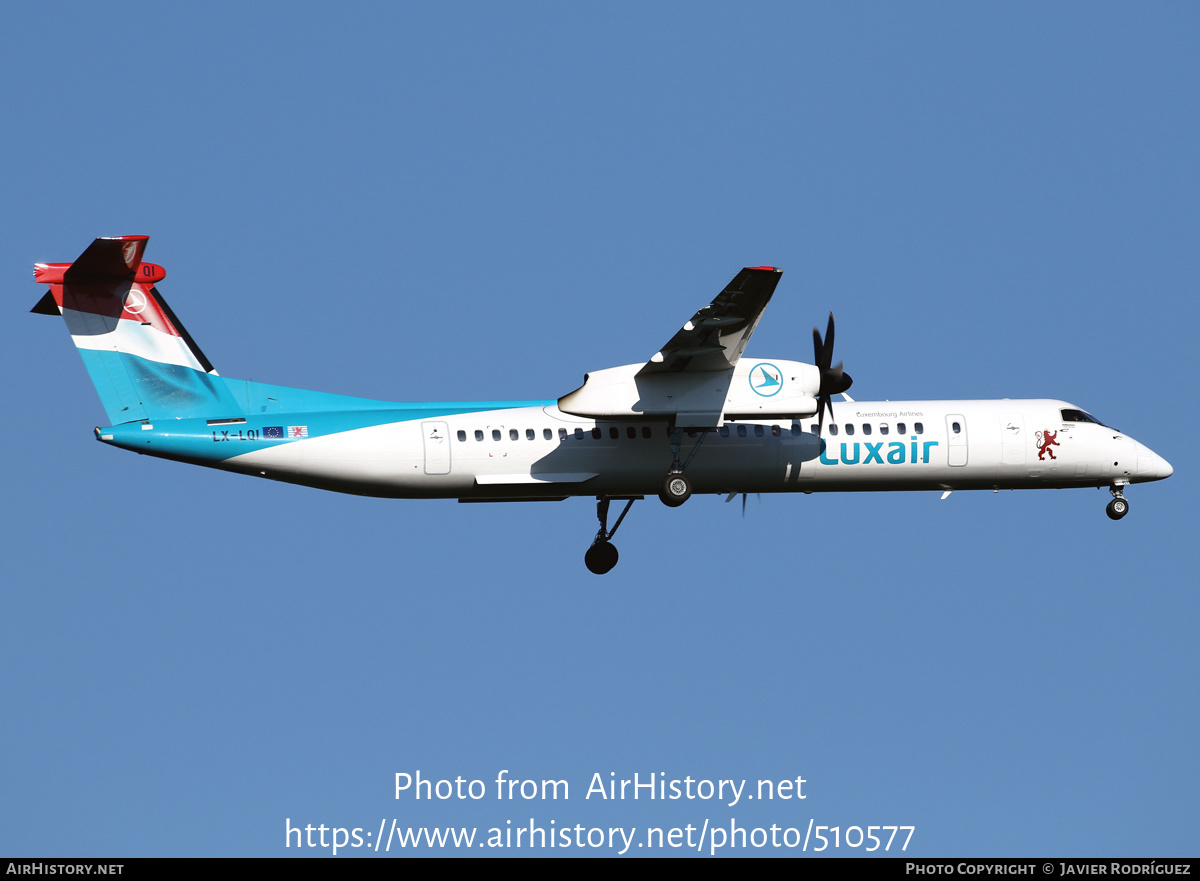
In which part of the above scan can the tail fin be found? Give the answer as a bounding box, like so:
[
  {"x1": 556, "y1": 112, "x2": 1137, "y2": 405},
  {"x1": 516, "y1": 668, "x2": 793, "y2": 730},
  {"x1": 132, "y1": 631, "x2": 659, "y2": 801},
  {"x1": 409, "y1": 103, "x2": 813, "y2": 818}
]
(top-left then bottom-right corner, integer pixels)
[{"x1": 33, "y1": 236, "x2": 241, "y2": 424}]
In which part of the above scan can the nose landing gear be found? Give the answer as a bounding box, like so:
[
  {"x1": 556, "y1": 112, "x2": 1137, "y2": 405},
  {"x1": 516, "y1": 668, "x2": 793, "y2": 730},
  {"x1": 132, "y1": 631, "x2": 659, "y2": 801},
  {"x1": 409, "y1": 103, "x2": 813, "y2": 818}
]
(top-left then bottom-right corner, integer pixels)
[
  {"x1": 585, "y1": 496, "x2": 638, "y2": 574},
  {"x1": 1106, "y1": 485, "x2": 1129, "y2": 520}
]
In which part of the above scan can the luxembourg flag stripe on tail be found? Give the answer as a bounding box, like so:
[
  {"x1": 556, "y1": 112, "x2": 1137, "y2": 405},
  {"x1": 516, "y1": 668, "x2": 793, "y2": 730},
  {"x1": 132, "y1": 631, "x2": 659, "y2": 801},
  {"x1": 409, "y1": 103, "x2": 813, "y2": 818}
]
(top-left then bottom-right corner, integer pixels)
[
  {"x1": 33, "y1": 236, "x2": 242, "y2": 425},
  {"x1": 62, "y1": 283, "x2": 200, "y2": 370}
]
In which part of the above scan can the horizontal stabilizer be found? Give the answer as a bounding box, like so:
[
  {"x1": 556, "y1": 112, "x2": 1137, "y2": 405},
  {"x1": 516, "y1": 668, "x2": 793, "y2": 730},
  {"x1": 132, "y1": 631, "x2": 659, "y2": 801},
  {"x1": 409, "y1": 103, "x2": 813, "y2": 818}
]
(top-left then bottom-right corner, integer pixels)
[
  {"x1": 63, "y1": 236, "x2": 149, "y2": 281},
  {"x1": 31, "y1": 291, "x2": 59, "y2": 315}
]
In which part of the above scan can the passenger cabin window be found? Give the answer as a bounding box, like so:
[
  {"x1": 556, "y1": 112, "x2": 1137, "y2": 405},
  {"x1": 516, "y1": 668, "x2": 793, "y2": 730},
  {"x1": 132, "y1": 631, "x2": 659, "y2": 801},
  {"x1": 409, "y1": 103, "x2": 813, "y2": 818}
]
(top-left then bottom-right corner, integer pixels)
[
  {"x1": 719, "y1": 426, "x2": 729, "y2": 437},
  {"x1": 641, "y1": 427, "x2": 652, "y2": 439},
  {"x1": 771, "y1": 425, "x2": 781, "y2": 436},
  {"x1": 558, "y1": 428, "x2": 567, "y2": 440},
  {"x1": 509, "y1": 429, "x2": 519, "y2": 441},
  {"x1": 574, "y1": 428, "x2": 584, "y2": 440},
  {"x1": 897, "y1": 422, "x2": 906, "y2": 434},
  {"x1": 457, "y1": 430, "x2": 466, "y2": 442},
  {"x1": 610, "y1": 427, "x2": 619, "y2": 439},
  {"x1": 737, "y1": 425, "x2": 747, "y2": 437},
  {"x1": 525, "y1": 428, "x2": 534, "y2": 440},
  {"x1": 951, "y1": 422, "x2": 961, "y2": 434},
  {"x1": 915, "y1": 422, "x2": 924, "y2": 434},
  {"x1": 492, "y1": 429, "x2": 502, "y2": 441},
  {"x1": 862, "y1": 424, "x2": 872, "y2": 436},
  {"x1": 475, "y1": 430, "x2": 484, "y2": 441},
  {"x1": 880, "y1": 423, "x2": 889, "y2": 435},
  {"x1": 829, "y1": 424, "x2": 838, "y2": 435},
  {"x1": 845, "y1": 424, "x2": 855, "y2": 436},
  {"x1": 591, "y1": 428, "x2": 602, "y2": 440},
  {"x1": 754, "y1": 425, "x2": 764, "y2": 437},
  {"x1": 627, "y1": 427, "x2": 636, "y2": 439},
  {"x1": 544, "y1": 428, "x2": 553, "y2": 440}
]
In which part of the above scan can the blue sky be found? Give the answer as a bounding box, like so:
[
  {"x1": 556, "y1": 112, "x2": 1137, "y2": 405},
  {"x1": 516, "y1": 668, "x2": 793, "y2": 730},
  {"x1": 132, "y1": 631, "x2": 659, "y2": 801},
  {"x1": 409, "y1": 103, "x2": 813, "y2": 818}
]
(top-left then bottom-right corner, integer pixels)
[{"x1": 1, "y1": 2, "x2": 1196, "y2": 857}]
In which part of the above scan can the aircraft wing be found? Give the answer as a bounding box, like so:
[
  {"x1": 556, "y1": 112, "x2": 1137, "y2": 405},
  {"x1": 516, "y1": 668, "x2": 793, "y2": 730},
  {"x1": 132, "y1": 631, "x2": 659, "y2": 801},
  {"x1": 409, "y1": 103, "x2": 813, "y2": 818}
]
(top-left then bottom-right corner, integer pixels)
[{"x1": 637, "y1": 266, "x2": 782, "y2": 375}]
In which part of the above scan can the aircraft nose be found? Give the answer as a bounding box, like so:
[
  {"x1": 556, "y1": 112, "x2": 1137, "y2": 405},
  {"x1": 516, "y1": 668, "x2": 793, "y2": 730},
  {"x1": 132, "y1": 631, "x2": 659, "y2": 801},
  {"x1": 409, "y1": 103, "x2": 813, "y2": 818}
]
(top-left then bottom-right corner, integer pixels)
[{"x1": 1135, "y1": 442, "x2": 1173, "y2": 481}]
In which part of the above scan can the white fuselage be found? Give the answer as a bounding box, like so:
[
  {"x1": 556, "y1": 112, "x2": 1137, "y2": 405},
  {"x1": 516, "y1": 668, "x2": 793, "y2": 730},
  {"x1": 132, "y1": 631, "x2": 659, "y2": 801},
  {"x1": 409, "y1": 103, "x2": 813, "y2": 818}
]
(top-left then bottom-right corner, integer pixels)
[{"x1": 219, "y1": 398, "x2": 1172, "y2": 501}]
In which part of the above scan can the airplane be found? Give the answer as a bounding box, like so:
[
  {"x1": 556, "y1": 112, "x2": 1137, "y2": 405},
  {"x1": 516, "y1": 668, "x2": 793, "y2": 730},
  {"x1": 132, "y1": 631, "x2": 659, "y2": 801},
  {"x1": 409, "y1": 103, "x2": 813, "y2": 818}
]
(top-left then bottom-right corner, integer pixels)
[{"x1": 34, "y1": 236, "x2": 1173, "y2": 574}]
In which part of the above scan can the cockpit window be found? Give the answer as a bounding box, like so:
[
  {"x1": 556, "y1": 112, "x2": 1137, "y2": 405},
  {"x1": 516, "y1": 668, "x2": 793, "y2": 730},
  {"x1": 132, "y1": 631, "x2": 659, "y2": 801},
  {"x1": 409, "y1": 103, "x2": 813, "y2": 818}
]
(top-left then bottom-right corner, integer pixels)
[{"x1": 1061, "y1": 408, "x2": 1109, "y2": 428}]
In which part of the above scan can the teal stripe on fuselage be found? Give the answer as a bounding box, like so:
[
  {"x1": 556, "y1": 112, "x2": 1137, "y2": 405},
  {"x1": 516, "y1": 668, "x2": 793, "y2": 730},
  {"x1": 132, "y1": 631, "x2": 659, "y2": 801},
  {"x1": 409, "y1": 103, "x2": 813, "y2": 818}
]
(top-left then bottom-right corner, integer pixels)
[
  {"x1": 80, "y1": 350, "x2": 551, "y2": 443},
  {"x1": 215, "y1": 375, "x2": 548, "y2": 419}
]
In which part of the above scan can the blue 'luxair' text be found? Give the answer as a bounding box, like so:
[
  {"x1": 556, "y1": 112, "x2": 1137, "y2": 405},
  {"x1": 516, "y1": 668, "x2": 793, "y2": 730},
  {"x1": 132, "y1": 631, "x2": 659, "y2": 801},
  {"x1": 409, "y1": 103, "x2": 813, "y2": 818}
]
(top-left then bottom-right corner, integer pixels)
[{"x1": 820, "y1": 437, "x2": 939, "y2": 465}]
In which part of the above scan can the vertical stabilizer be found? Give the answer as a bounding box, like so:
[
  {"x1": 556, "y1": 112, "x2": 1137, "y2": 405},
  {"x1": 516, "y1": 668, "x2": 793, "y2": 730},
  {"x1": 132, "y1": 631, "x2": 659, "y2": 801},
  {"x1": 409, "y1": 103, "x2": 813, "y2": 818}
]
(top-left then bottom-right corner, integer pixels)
[{"x1": 34, "y1": 236, "x2": 241, "y2": 424}]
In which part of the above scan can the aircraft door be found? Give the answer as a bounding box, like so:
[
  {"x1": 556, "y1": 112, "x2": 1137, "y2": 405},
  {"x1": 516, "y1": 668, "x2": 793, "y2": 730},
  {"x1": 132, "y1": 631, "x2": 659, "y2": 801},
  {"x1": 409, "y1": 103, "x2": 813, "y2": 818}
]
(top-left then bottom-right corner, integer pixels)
[
  {"x1": 422, "y1": 421, "x2": 451, "y2": 475},
  {"x1": 946, "y1": 414, "x2": 968, "y2": 466}
]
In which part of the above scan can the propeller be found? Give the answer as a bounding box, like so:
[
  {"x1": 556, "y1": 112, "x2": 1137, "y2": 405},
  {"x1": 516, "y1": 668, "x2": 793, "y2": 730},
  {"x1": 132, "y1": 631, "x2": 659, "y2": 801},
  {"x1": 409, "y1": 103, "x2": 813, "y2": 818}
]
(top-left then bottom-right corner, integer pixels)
[
  {"x1": 725, "y1": 492, "x2": 761, "y2": 517},
  {"x1": 812, "y1": 312, "x2": 853, "y2": 437}
]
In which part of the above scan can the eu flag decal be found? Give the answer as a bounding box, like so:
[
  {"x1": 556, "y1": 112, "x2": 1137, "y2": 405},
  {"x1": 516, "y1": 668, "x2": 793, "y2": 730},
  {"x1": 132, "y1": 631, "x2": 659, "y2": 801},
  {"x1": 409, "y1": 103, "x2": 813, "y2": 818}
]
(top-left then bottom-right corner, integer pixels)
[{"x1": 263, "y1": 426, "x2": 284, "y2": 439}]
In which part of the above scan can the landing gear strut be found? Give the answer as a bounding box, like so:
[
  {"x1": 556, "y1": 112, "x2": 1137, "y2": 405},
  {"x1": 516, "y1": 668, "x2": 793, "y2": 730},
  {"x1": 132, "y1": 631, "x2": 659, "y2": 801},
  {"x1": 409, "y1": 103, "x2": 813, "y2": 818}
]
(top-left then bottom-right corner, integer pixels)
[
  {"x1": 1106, "y1": 485, "x2": 1129, "y2": 521},
  {"x1": 585, "y1": 496, "x2": 636, "y2": 574},
  {"x1": 658, "y1": 428, "x2": 709, "y2": 507}
]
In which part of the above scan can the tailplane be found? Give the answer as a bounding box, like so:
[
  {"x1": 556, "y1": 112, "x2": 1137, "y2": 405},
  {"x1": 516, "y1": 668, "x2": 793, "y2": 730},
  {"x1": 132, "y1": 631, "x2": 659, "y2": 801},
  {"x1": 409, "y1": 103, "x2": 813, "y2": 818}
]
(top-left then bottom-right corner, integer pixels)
[{"x1": 33, "y1": 236, "x2": 240, "y2": 424}]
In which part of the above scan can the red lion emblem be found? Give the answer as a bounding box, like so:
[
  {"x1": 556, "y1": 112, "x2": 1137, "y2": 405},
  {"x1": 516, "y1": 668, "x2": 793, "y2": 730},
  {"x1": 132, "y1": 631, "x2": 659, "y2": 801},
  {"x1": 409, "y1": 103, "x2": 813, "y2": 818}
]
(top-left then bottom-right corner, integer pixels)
[{"x1": 1036, "y1": 429, "x2": 1060, "y2": 461}]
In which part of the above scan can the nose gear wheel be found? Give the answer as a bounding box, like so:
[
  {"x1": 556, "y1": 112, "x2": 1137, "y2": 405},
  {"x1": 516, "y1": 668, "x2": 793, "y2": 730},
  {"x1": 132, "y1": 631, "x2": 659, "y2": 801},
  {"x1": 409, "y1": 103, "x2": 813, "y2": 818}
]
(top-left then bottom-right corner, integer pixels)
[{"x1": 1106, "y1": 486, "x2": 1129, "y2": 520}]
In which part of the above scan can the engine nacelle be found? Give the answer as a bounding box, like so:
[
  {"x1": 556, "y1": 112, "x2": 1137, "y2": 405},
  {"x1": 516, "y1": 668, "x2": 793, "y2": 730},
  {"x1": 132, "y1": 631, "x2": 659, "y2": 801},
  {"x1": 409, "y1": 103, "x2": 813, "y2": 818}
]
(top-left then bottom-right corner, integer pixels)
[
  {"x1": 559, "y1": 358, "x2": 820, "y2": 427},
  {"x1": 724, "y1": 359, "x2": 820, "y2": 420}
]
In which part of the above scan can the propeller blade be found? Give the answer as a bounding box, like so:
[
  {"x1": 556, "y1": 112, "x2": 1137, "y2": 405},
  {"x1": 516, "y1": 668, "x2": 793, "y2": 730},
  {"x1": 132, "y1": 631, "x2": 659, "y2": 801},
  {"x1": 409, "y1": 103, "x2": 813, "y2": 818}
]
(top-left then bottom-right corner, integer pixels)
[{"x1": 811, "y1": 312, "x2": 852, "y2": 436}]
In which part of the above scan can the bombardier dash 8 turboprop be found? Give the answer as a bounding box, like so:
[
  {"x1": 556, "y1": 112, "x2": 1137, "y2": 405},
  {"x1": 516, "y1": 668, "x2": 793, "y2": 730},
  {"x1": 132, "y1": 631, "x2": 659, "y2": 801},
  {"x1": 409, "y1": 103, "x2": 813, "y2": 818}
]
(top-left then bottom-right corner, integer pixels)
[{"x1": 35, "y1": 236, "x2": 1172, "y2": 573}]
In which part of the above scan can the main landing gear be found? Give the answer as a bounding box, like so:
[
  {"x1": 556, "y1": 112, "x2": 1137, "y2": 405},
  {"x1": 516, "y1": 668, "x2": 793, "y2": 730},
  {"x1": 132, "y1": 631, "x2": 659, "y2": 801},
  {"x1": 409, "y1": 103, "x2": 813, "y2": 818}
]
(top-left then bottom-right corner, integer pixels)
[
  {"x1": 1106, "y1": 485, "x2": 1129, "y2": 521},
  {"x1": 584, "y1": 428, "x2": 710, "y2": 572},
  {"x1": 659, "y1": 472, "x2": 692, "y2": 507},
  {"x1": 658, "y1": 428, "x2": 708, "y2": 507},
  {"x1": 585, "y1": 496, "x2": 637, "y2": 575}
]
